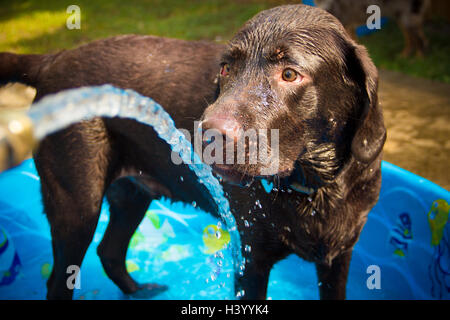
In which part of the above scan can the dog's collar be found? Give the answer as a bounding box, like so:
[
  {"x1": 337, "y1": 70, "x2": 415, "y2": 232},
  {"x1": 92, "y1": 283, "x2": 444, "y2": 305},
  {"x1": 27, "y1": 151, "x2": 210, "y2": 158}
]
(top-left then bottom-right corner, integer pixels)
[
  {"x1": 288, "y1": 163, "x2": 316, "y2": 195},
  {"x1": 289, "y1": 182, "x2": 315, "y2": 195},
  {"x1": 259, "y1": 179, "x2": 315, "y2": 195},
  {"x1": 260, "y1": 162, "x2": 317, "y2": 195}
]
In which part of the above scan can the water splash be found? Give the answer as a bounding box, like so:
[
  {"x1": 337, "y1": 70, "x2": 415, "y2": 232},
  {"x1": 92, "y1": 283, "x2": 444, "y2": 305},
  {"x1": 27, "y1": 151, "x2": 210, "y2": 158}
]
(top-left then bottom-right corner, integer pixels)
[{"x1": 27, "y1": 85, "x2": 244, "y2": 294}]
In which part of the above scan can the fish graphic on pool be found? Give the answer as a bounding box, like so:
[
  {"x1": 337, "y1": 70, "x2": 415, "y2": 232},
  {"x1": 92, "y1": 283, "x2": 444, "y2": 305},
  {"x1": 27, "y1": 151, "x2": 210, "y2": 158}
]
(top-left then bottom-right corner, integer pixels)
[
  {"x1": 0, "y1": 227, "x2": 21, "y2": 286},
  {"x1": 389, "y1": 212, "x2": 413, "y2": 257},
  {"x1": 427, "y1": 199, "x2": 449, "y2": 299}
]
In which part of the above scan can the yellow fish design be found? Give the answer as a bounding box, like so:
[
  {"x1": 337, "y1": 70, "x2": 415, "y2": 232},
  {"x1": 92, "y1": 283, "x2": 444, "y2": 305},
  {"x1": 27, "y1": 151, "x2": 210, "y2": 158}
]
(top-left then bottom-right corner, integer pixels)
[
  {"x1": 202, "y1": 224, "x2": 230, "y2": 254},
  {"x1": 428, "y1": 199, "x2": 449, "y2": 246},
  {"x1": 125, "y1": 260, "x2": 140, "y2": 273}
]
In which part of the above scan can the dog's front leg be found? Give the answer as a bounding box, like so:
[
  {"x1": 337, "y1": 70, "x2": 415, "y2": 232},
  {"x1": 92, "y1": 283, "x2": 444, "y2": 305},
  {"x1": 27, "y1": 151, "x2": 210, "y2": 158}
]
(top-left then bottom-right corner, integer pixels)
[
  {"x1": 234, "y1": 234, "x2": 289, "y2": 300},
  {"x1": 235, "y1": 260, "x2": 272, "y2": 300},
  {"x1": 315, "y1": 250, "x2": 353, "y2": 300}
]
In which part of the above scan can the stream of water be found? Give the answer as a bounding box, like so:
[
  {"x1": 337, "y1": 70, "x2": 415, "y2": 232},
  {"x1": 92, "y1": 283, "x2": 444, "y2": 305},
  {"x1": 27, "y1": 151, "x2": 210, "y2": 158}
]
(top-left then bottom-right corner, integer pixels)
[{"x1": 27, "y1": 84, "x2": 244, "y2": 297}]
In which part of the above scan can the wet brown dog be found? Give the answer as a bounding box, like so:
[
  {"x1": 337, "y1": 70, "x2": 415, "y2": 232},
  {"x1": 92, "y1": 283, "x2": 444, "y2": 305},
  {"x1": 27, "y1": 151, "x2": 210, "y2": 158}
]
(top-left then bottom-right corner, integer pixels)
[{"x1": 0, "y1": 4, "x2": 385, "y2": 299}]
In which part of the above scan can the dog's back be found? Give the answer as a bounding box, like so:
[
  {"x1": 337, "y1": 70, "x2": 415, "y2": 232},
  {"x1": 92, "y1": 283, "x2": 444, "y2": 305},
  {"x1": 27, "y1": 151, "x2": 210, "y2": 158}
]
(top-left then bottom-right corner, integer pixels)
[{"x1": 1, "y1": 35, "x2": 223, "y2": 127}]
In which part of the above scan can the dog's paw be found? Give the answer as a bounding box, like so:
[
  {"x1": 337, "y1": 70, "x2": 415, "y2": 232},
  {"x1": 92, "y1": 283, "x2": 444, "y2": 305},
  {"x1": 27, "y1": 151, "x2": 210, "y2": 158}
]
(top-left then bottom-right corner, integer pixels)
[{"x1": 127, "y1": 283, "x2": 168, "y2": 299}]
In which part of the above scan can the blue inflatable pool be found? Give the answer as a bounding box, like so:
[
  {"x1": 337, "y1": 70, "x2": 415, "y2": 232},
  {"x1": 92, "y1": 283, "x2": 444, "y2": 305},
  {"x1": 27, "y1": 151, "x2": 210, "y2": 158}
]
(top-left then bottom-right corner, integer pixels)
[{"x1": 0, "y1": 159, "x2": 448, "y2": 300}]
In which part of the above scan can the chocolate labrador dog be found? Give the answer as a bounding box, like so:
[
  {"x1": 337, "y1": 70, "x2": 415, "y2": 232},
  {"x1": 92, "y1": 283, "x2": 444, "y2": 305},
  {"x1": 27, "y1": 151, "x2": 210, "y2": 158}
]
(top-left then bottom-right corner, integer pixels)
[{"x1": 0, "y1": 4, "x2": 386, "y2": 300}]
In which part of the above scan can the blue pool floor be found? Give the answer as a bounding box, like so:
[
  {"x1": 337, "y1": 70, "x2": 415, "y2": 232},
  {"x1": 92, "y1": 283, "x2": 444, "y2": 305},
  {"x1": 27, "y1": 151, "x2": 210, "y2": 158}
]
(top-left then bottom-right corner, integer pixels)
[{"x1": 0, "y1": 159, "x2": 448, "y2": 299}]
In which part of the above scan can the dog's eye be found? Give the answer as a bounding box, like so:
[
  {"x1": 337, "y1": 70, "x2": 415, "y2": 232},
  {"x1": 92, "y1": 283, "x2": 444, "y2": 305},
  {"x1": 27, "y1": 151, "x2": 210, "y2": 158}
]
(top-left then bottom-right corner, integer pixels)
[
  {"x1": 220, "y1": 64, "x2": 230, "y2": 77},
  {"x1": 282, "y1": 68, "x2": 297, "y2": 82}
]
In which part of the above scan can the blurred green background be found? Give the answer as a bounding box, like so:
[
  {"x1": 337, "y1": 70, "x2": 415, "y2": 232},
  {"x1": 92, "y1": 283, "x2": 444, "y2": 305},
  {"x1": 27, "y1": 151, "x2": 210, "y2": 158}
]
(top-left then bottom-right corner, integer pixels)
[{"x1": 1, "y1": 0, "x2": 449, "y2": 82}]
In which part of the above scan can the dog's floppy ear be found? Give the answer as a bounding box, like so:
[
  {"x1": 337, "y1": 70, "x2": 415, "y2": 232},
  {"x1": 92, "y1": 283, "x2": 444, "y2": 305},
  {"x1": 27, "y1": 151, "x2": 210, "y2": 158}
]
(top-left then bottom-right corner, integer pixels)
[{"x1": 347, "y1": 44, "x2": 386, "y2": 164}]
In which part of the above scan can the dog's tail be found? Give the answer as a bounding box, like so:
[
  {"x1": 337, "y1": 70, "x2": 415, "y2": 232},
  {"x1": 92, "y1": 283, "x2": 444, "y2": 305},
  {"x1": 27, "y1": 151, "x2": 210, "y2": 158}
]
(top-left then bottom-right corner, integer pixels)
[{"x1": 0, "y1": 52, "x2": 46, "y2": 86}]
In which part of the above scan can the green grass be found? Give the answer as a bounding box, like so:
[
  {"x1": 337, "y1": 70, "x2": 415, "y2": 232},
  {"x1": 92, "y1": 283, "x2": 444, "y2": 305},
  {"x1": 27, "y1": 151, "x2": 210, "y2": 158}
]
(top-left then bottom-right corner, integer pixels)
[
  {"x1": 358, "y1": 19, "x2": 450, "y2": 83},
  {"x1": 0, "y1": 0, "x2": 273, "y2": 53},
  {"x1": 0, "y1": 0, "x2": 449, "y2": 83}
]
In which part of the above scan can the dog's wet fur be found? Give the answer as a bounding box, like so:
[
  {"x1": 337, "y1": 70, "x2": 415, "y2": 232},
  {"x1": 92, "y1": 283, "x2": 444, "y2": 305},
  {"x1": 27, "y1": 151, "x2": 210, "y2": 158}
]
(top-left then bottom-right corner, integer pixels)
[{"x1": 0, "y1": 5, "x2": 385, "y2": 299}]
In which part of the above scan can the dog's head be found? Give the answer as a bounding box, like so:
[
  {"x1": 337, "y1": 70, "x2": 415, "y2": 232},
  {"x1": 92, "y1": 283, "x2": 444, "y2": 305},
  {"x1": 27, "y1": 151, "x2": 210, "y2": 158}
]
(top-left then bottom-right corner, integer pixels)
[{"x1": 200, "y1": 5, "x2": 386, "y2": 187}]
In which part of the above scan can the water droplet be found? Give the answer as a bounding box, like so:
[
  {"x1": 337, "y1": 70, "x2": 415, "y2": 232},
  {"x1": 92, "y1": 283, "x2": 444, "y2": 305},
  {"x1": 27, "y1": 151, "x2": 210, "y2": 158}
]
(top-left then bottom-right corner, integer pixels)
[
  {"x1": 180, "y1": 176, "x2": 184, "y2": 182},
  {"x1": 255, "y1": 199, "x2": 262, "y2": 209},
  {"x1": 244, "y1": 220, "x2": 250, "y2": 228},
  {"x1": 215, "y1": 230, "x2": 221, "y2": 239},
  {"x1": 192, "y1": 201, "x2": 197, "y2": 208},
  {"x1": 245, "y1": 245, "x2": 252, "y2": 253},
  {"x1": 307, "y1": 196, "x2": 313, "y2": 202},
  {"x1": 311, "y1": 209, "x2": 316, "y2": 216}
]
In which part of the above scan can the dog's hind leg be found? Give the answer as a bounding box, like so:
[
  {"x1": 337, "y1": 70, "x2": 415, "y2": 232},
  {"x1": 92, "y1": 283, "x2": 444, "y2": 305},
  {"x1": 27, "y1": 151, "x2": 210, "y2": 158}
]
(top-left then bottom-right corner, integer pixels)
[
  {"x1": 315, "y1": 250, "x2": 352, "y2": 300},
  {"x1": 98, "y1": 176, "x2": 168, "y2": 298},
  {"x1": 45, "y1": 201, "x2": 102, "y2": 300},
  {"x1": 36, "y1": 121, "x2": 114, "y2": 300}
]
